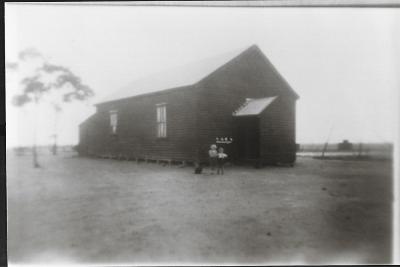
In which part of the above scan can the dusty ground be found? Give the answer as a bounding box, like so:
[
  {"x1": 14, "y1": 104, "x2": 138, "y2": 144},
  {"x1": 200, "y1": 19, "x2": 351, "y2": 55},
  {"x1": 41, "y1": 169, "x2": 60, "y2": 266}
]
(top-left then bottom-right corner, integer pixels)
[{"x1": 7, "y1": 153, "x2": 393, "y2": 265}]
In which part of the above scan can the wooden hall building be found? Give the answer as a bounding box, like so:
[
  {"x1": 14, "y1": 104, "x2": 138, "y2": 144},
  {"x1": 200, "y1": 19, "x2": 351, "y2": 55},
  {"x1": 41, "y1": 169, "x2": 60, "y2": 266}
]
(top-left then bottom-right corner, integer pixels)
[{"x1": 78, "y1": 45, "x2": 299, "y2": 166}]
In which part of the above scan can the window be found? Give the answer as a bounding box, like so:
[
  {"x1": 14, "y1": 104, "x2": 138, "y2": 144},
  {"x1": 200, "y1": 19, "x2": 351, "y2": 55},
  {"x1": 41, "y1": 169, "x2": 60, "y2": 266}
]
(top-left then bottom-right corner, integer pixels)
[
  {"x1": 109, "y1": 110, "x2": 118, "y2": 134},
  {"x1": 156, "y1": 103, "x2": 167, "y2": 138}
]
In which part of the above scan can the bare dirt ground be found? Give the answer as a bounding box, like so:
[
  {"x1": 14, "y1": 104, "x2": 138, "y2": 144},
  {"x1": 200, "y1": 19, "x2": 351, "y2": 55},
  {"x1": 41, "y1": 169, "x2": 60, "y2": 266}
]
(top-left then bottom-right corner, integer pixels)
[{"x1": 7, "y1": 152, "x2": 393, "y2": 265}]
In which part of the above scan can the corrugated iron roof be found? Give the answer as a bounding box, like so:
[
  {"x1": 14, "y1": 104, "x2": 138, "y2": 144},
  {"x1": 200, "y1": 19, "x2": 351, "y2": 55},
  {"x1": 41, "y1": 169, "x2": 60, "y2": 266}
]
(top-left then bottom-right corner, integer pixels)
[
  {"x1": 97, "y1": 46, "x2": 251, "y2": 104},
  {"x1": 233, "y1": 96, "x2": 278, "y2": 116}
]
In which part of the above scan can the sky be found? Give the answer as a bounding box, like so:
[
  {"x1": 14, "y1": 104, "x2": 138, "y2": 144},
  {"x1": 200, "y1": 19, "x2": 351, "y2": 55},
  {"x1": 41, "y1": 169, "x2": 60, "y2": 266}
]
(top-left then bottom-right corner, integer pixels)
[{"x1": 5, "y1": 3, "x2": 400, "y2": 148}]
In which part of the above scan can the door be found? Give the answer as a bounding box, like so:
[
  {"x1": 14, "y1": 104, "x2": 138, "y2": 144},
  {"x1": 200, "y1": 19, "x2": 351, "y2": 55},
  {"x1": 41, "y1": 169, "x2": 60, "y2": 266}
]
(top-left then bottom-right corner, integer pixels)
[{"x1": 236, "y1": 117, "x2": 260, "y2": 160}]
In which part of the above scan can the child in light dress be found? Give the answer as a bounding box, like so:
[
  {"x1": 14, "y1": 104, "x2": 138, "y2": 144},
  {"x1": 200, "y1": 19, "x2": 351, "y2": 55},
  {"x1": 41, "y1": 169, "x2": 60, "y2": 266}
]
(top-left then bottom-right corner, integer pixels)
[{"x1": 208, "y1": 144, "x2": 218, "y2": 174}]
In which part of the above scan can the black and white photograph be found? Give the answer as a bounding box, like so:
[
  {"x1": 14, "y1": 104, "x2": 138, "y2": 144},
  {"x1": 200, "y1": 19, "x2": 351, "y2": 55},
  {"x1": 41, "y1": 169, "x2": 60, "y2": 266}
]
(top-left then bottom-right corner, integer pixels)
[{"x1": 4, "y1": 1, "x2": 400, "y2": 265}]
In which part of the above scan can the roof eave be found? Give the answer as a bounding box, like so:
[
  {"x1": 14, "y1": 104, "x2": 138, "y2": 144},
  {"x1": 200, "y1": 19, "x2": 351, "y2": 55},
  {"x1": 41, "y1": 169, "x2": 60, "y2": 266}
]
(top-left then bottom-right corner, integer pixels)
[{"x1": 95, "y1": 84, "x2": 197, "y2": 106}]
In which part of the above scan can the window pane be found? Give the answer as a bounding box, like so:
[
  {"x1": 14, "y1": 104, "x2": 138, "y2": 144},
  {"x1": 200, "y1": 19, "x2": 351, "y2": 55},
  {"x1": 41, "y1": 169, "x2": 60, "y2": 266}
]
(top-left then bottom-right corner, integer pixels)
[
  {"x1": 163, "y1": 106, "x2": 166, "y2": 122},
  {"x1": 156, "y1": 104, "x2": 167, "y2": 137},
  {"x1": 110, "y1": 111, "x2": 118, "y2": 134},
  {"x1": 158, "y1": 106, "x2": 164, "y2": 122},
  {"x1": 110, "y1": 114, "x2": 115, "y2": 126}
]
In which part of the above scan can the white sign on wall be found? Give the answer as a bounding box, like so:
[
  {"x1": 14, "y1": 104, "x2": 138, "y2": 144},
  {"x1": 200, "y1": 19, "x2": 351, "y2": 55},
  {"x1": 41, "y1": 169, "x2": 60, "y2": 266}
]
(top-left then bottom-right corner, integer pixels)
[{"x1": 216, "y1": 137, "x2": 233, "y2": 144}]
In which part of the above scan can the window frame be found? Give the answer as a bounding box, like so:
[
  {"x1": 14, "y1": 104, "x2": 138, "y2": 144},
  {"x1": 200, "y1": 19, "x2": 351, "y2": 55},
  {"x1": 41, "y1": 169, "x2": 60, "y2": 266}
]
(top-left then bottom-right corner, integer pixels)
[
  {"x1": 109, "y1": 110, "x2": 118, "y2": 135},
  {"x1": 156, "y1": 103, "x2": 167, "y2": 138}
]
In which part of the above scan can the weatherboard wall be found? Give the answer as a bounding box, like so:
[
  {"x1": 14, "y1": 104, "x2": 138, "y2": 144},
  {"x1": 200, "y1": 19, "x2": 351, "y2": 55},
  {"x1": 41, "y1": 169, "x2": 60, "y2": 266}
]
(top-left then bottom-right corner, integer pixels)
[
  {"x1": 259, "y1": 96, "x2": 297, "y2": 164},
  {"x1": 78, "y1": 45, "x2": 298, "y2": 165},
  {"x1": 80, "y1": 86, "x2": 200, "y2": 161},
  {"x1": 195, "y1": 45, "x2": 297, "y2": 163}
]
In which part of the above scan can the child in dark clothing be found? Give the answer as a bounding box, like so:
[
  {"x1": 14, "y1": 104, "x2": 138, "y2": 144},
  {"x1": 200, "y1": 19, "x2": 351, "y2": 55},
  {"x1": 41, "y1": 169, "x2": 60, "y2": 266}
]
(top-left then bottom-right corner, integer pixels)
[{"x1": 217, "y1": 147, "x2": 228, "y2": 175}]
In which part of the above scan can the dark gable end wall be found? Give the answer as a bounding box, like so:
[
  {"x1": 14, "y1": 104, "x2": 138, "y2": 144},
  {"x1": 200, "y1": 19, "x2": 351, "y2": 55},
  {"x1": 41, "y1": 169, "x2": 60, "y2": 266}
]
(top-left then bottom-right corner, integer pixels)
[
  {"x1": 82, "y1": 86, "x2": 200, "y2": 161},
  {"x1": 196, "y1": 45, "x2": 297, "y2": 163},
  {"x1": 259, "y1": 96, "x2": 297, "y2": 164},
  {"x1": 78, "y1": 114, "x2": 99, "y2": 156}
]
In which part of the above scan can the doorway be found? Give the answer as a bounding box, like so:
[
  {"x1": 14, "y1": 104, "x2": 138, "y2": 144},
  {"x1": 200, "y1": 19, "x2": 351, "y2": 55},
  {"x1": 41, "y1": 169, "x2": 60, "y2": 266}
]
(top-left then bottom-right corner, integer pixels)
[{"x1": 235, "y1": 117, "x2": 260, "y2": 160}]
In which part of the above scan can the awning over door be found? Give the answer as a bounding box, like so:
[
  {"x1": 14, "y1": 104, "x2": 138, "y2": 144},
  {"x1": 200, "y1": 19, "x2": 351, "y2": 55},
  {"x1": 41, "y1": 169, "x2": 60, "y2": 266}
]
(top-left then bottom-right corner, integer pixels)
[{"x1": 232, "y1": 96, "x2": 277, "y2": 117}]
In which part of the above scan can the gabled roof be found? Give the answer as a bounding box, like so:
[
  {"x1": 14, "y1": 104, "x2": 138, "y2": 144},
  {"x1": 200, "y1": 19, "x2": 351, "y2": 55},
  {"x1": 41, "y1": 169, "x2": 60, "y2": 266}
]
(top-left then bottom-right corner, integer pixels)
[
  {"x1": 97, "y1": 46, "x2": 249, "y2": 104},
  {"x1": 232, "y1": 96, "x2": 278, "y2": 117},
  {"x1": 96, "y1": 44, "x2": 298, "y2": 105},
  {"x1": 79, "y1": 112, "x2": 96, "y2": 126}
]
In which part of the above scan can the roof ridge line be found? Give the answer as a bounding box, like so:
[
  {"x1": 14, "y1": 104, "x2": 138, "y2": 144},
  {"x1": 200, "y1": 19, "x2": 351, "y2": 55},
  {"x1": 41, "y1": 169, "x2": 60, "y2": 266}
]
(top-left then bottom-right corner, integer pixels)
[{"x1": 96, "y1": 44, "x2": 258, "y2": 105}]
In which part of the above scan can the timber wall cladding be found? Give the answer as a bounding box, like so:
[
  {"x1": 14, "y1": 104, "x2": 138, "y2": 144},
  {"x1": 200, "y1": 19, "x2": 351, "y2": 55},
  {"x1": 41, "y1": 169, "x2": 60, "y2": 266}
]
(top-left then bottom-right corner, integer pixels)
[
  {"x1": 92, "y1": 86, "x2": 200, "y2": 161},
  {"x1": 195, "y1": 46, "x2": 294, "y2": 162},
  {"x1": 259, "y1": 97, "x2": 296, "y2": 163},
  {"x1": 79, "y1": 45, "x2": 298, "y2": 165}
]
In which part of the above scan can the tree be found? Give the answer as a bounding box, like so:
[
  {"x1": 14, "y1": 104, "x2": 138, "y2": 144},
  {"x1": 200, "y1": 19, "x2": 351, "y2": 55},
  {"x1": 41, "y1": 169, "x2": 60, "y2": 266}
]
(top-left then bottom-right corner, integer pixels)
[{"x1": 7, "y1": 48, "x2": 94, "y2": 167}]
